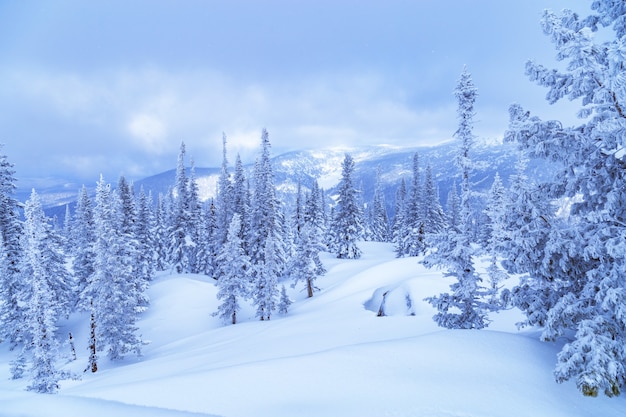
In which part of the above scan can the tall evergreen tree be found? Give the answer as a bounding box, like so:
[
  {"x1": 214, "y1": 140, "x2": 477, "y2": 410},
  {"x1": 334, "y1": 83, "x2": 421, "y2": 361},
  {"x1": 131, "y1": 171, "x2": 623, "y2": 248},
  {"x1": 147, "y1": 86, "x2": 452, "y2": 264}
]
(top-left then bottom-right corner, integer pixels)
[
  {"x1": 331, "y1": 153, "x2": 362, "y2": 259},
  {"x1": 423, "y1": 67, "x2": 492, "y2": 330},
  {"x1": 504, "y1": 1, "x2": 626, "y2": 396},
  {"x1": 291, "y1": 222, "x2": 326, "y2": 298},
  {"x1": 483, "y1": 172, "x2": 509, "y2": 303},
  {"x1": 18, "y1": 190, "x2": 68, "y2": 393},
  {"x1": 249, "y1": 130, "x2": 285, "y2": 317},
  {"x1": 0, "y1": 146, "x2": 25, "y2": 346},
  {"x1": 72, "y1": 185, "x2": 96, "y2": 303},
  {"x1": 214, "y1": 214, "x2": 250, "y2": 325},
  {"x1": 392, "y1": 178, "x2": 408, "y2": 256},
  {"x1": 232, "y1": 153, "x2": 251, "y2": 254},
  {"x1": 370, "y1": 166, "x2": 390, "y2": 242},
  {"x1": 168, "y1": 142, "x2": 194, "y2": 273},
  {"x1": 85, "y1": 176, "x2": 144, "y2": 370},
  {"x1": 216, "y1": 133, "x2": 233, "y2": 246},
  {"x1": 421, "y1": 164, "x2": 446, "y2": 236}
]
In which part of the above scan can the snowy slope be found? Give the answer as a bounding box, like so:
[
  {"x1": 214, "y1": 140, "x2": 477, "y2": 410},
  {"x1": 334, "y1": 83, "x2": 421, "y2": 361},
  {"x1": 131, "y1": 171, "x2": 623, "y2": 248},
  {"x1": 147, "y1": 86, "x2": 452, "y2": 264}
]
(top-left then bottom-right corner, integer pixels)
[{"x1": 1, "y1": 242, "x2": 623, "y2": 416}]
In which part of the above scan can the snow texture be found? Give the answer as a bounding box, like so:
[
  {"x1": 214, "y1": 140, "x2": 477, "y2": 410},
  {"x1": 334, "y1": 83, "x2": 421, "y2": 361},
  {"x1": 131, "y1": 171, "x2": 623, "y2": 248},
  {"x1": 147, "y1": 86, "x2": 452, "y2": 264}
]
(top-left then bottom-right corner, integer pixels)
[{"x1": 1, "y1": 242, "x2": 623, "y2": 416}]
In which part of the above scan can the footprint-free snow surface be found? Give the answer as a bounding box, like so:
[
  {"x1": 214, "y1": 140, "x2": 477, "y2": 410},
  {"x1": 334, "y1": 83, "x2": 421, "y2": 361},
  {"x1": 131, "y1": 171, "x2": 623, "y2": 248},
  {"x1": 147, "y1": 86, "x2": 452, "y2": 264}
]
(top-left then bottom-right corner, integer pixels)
[{"x1": 1, "y1": 242, "x2": 624, "y2": 416}]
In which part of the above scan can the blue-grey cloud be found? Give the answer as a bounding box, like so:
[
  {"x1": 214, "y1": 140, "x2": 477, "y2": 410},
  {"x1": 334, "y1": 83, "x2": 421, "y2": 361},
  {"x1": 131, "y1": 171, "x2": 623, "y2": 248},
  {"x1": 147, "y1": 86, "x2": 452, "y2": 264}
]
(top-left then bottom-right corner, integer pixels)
[{"x1": 0, "y1": 0, "x2": 587, "y2": 187}]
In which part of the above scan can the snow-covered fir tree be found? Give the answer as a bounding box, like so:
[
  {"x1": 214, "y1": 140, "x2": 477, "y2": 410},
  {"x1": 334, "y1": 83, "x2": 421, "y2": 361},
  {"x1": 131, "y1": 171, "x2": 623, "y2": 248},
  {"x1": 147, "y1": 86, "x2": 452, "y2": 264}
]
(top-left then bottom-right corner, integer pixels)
[
  {"x1": 278, "y1": 285, "x2": 292, "y2": 315},
  {"x1": 253, "y1": 236, "x2": 280, "y2": 320},
  {"x1": 232, "y1": 153, "x2": 251, "y2": 253},
  {"x1": 215, "y1": 133, "x2": 233, "y2": 246},
  {"x1": 85, "y1": 176, "x2": 144, "y2": 370},
  {"x1": 391, "y1": 178, "x2": 407, "y2": 255},
  {"x1": 483, "y1": 172, "x2": 509, "y2": 304},
  {"x1": 71, "y1": 185, "x2": 96, "y2": 302},
  {"x1": 0, "y1": 146, "x2": 25, "y2": 346},
  {"x1": 423, "y1": 67, "x2": 492, "y2": 330},
  {"x1": 421, "y1": 164, "x2": 446, "y2": 237},
  {"x1": 168, "y1": 142, "x2": 194, "y2": 273},
  {"x1": 135, "y1": 187, "x2": 155, "y2": 292},
  {"x1": 369, "y1": 166, "x2": 390, "y2": 242},
  {"x1": 214, "y1": 214, "x2": 250, "y2": 325},
  {"x1": 17, "y1": 189, "x2": 68, "y2": 393},
  {"x1": 504, "y1": 1, "x2": 626, "y2": 396},
  {"x1": 249, "y1": 129, "x2": 286, "y2": 303},
  {"x1": 331, "y1": 153, "x2": 363, "y2": 259},
  {"x1": 291, "y1": 222, "x2": 326, "y2": 298},
  {"x1": 398, "y1": 153, "x2": 426, "y2": 256}
]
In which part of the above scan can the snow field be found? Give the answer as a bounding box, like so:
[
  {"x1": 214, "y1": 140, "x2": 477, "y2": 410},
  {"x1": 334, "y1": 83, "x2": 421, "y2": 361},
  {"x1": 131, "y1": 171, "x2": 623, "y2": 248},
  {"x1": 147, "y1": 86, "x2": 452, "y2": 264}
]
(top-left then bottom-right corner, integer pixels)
[{"x1": 1, "y1": 242, "x2": 624, "y2": 416}]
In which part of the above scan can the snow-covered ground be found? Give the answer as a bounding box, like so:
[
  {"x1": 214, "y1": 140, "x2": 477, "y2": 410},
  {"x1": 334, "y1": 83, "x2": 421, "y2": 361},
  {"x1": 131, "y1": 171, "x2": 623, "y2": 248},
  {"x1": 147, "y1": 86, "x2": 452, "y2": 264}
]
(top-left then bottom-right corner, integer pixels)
[{"x1": 1, "y1": 242, "x2": 624, "y2": 416}]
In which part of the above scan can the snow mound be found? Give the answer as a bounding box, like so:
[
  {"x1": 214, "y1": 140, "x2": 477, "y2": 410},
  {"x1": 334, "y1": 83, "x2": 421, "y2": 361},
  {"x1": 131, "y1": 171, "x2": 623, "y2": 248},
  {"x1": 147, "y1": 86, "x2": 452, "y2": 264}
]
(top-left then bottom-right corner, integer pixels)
[{"x1": 364, "y1": 284, "x2": 416, "y2": 316}]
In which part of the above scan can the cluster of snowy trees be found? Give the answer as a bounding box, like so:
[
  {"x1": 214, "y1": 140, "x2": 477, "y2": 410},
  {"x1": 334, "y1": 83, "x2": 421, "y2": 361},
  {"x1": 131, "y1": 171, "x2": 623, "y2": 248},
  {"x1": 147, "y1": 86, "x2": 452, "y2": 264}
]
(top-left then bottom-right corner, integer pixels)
[{"x1": 421, "y1": 1, "x2": 626, "y2": 398}]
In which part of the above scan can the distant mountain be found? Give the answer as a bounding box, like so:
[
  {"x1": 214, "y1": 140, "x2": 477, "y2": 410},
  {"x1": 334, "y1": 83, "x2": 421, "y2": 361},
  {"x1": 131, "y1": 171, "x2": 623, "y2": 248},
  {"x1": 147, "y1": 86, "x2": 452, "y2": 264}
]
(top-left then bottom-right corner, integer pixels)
[{"x1": 22, "y1": 141, "x2": 556, "y2": 220}]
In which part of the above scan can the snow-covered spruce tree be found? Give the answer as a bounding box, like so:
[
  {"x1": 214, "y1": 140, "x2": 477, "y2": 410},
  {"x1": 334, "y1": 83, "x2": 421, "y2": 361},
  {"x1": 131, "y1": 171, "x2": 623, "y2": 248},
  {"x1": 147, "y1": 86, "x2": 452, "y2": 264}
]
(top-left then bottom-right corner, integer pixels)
[
  {"x1": 291, "y1": 222, "x2": 326, "y2": 298},
  {"x1": 253, "y1": 236, "x2": 280, "y2": 320},
  {"x1": 249, "y1": 129, "x2": 286, "y2": 297},
  {"x1": 85, "y1": 176, "x2": 144, "y2": 370},
  {"x1": 391, "y1": 178, "x2": 407, "y2": 256},
  {"x1": 500, "y1": 147, "x2": 561, "y2": 328},
  {"x1": 153, "y1": 192, "x2": 170, "y2": 272},
  {"x1": 195, "y1": 199, "x2": 219, "y2": 278},
  {"x1": 483, "y1": 172, "x2": 509, "y2": 304},
  {"x1": 421, "y1": 163, "x2": 446, "y2": 237},
  {"x1": 0, "y1": 146, "x2": 25, "y2": 346},
  {"x1": 369, "y1": 166, "x2": 390, "y2": 242},
  {"x1": 186, "y1": 160, "x2": 203, "y2": 273},
  {"x1": 504, "y1": 2, "x2": 626, "y2": 396},
  {"x1": 232, "y1": 153, "x2": 251, "y2": 252},
  {"x1": 135, "y1": 187, "x2": 155, "y2": 285},
  {"x1": 278, "y1": 285, "x2": 292, "y2": 315},
  {"x1": 168, "y1": 142, "x2": 193, "y2": 273},
  {"x1": 18, "y1": 189, "x2": 68, "y2": 393},
  {"x1": 71, "y1": 185, "x2": 96, "y2": 303},
  {"x1": 304, "y1": 179, "x2": 326, "y2": 242},
  {"x1": 423, "y1": 67, "x2": 492, "y2": 330},
  {"x1": 331, "y1": 153, "x2": 363, "y2": 259},
  {"x1": 117, "y1": 176, "x2": 149, "y2": 310},
  {"x1": 214, "y1": 214, "x2": 250, "y2": 325},
  {"x1": 400, "y1": 153, "x2": 426, "y2": 256},
  {"x1": 215, "y1": 133, "x2": 233, "y2": 246}
]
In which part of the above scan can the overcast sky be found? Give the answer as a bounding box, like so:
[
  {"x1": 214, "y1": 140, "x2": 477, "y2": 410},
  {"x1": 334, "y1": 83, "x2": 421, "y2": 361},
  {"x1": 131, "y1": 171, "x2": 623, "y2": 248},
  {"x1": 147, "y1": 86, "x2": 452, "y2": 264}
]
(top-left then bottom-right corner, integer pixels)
[{"x1": 0, "y1": 0, "x2": 587, "y2": 187}]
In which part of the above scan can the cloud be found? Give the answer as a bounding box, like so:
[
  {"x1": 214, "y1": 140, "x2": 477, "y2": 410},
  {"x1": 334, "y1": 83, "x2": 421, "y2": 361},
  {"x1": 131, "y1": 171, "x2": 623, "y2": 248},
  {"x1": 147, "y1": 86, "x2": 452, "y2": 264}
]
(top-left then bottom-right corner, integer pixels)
[
  {"x1": 127, "y1": 113, "x2": 168, "y2": 153},
  {"x1": 1, "y1": 67, "x2": 476, "y2": 183}
]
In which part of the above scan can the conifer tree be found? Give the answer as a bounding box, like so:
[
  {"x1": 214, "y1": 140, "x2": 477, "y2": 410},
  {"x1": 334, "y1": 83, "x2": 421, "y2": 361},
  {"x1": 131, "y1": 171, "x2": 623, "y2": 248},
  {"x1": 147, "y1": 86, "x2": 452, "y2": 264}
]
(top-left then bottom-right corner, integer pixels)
[
  {"x1": 0, "y1": 146, "x2": 25, "y2": 346},
  {"x1": 216, "y1": 133, "x2": 233, "y2": 246},
  {"x1": 18, "y1": 190, "x2": 67, "y2": 393},
  {"x1": 423, "y1": 67, "x2": 492, "y2": 329},
  {"x1": 86, "y1": 176, "x2": 144, "y2": 369},
  {"x1": 135, "y1": 187, "x2": 155, "y2": 288},
  {"x1": 214, "y1": 214, "x2": 250, "y2": 325},
  {"x1": 278, "y1": 285, "x2": 292, "y2": 315},
  {"x1": 504, "y1": 1, "x2": 626, "y2": 396},
  {"x1": 168, "y1": 142, "x2": 194, "y2": 273},
  {"x1": 483, "y1": 173, "x2": 509, "y2": 303},
  {"x1": 392, "y1": 178, "x2": 407, "y2": 256},
  {"x1": 421, "y1": 164, "x2": 446, "y2": 236},
  {"x1": 72, "y1": 185, "x2": 96, "y2": 303},
  {"x1": 253, "y1": 236, "x2": 280, "y2": 320},
  {"x1": 291, "y1": 222, "x2": 326, "y2": 297},
  {"x1": 154, "y1": 192, "x2": 170, "y2": 272},
  {"x1": 232, "y1": 153, "x2": 250, "y2": 250},
  {"x1": 331, "y1": 153, "x2": 362, "y2": 259},
  {"x1": 370, "y1": 166, "x2": 390, "y2": 242}
]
